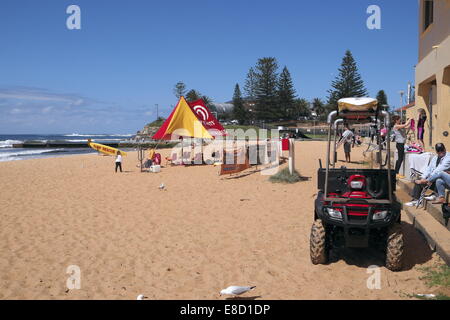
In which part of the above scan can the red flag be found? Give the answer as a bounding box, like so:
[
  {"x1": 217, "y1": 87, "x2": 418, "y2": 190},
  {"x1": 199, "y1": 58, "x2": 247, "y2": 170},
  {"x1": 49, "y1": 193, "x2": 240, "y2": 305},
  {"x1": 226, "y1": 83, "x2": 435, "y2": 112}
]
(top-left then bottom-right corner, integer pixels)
[{"x1": 187, "y1": 99, "x2": 227, "y2": 137}]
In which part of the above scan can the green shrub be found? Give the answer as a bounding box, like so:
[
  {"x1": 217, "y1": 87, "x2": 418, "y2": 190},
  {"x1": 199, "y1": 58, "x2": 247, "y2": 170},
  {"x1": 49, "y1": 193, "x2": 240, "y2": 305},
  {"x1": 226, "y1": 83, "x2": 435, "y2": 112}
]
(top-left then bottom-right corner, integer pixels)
[{"x1": 269, "y1": 167, "x2": 308, "y2": 184}]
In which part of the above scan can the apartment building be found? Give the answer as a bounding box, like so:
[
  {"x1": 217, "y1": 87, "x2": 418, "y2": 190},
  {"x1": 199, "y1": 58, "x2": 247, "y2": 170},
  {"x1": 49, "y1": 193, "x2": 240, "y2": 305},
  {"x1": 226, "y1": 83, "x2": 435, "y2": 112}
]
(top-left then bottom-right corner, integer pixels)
[{"x1": 407, "y1": 0, "x2": 450, "y2": 148}]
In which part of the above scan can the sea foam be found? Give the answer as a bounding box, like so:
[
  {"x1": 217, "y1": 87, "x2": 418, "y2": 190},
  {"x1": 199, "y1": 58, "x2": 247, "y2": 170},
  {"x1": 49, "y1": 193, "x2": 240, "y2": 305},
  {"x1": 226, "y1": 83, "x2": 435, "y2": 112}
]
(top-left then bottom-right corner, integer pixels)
[
  {"x1": 0, "y1": 140, "x2": 23, "y2": 148},
  {"x1": 0, "y1": 149, "x2": 66, "y2": 162}
]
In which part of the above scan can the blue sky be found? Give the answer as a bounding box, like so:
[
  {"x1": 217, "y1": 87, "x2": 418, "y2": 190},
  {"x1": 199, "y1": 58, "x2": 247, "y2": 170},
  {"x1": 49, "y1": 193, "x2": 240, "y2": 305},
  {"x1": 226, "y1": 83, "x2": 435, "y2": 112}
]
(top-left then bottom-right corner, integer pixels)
[{"x1": 0, "y1": 0, "x2": 418, "y2": 134}]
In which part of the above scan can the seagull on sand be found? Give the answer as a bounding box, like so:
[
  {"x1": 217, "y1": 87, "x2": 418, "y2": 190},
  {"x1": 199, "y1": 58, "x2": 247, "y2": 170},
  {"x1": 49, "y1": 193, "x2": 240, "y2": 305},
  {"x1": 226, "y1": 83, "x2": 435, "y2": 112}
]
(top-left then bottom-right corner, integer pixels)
[
  {"x1": 220, "y1": 286, "x2": 256, "y2": 297},
  {"x1": 136, "y1": 294, "x2": 148, "y2": 300},
  {"x1": 158, "y1": 183, "x2": 165, "y2": 190}
]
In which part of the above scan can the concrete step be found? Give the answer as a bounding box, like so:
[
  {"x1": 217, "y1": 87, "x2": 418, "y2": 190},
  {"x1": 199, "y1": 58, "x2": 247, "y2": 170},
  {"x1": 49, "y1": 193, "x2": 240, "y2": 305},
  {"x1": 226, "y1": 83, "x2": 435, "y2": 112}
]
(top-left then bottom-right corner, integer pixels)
[
  {"x1": 396, "y1": 185, "x2": 450, "y2": 266},
  {"x1": 397, "y1": 178, "x2": 450, "y2": 231}
]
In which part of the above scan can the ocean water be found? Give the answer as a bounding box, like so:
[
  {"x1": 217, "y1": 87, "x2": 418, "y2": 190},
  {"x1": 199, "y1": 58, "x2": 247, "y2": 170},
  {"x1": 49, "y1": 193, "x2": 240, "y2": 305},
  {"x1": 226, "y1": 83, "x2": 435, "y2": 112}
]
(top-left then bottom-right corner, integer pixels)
[{"x1": 0, "y1": 133, "x2": 134, "y2": 162}]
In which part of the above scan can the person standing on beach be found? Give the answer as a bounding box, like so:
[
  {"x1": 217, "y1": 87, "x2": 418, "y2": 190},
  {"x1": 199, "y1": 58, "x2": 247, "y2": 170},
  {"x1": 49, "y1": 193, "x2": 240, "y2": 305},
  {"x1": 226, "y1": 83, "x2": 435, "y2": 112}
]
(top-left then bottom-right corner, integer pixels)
[
  {"x1": 380, "y1": 125, "x2": 387, "y2": 143},
  {"x1": 115, "y1": 151, "x2": 123, "y2": 173},
  {"x1": 392, "y1": 115, "x2": 411, "y2": 178},
  {"x1": 341, "y1": 124, "x2": 354, "y2": 163},
  {"x1": 369, "y1": 124, "x2": 377, "y2": 144}
]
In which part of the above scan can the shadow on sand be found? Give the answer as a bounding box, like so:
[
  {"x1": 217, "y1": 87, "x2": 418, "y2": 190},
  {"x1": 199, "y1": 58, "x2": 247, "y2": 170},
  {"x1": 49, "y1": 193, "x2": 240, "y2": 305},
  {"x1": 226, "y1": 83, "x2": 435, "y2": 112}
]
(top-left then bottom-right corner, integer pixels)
[
  {"x1": 337, "y1": 160, "x2": 366, "y2": 165},
  {"x1": 327, "y1": 221, "x2": 433, "y2": 271},
  {"x1": 225, "y1": 296, "x2": 262, "y2": 300},
  {"x1": 222, "y1": 169, "x2": 262, "y2": 180}
]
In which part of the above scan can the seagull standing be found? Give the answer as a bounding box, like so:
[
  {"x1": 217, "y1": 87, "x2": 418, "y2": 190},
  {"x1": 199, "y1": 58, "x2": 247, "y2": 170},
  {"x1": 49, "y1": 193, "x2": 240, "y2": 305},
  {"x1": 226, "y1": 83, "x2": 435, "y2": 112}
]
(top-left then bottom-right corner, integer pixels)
[
  {"x1": 220, "y1": 286, "x2": 256, "y2": 297},
  {"x1": 158, "y1": 183, "x2": 165, "y2": 190}
]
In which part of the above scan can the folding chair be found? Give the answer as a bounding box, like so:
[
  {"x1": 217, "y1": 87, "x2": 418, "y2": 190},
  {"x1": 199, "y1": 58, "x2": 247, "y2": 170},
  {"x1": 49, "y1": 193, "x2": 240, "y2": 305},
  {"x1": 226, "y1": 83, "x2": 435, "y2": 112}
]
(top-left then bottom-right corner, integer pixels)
[
  {"x1": 182, "y1": 151, "x2": 192, "y2": 164},
  {"x1": 165, "y1": 152, "x2": 178, "y2": 166},
  {"x1": 193, "y1": 153, "x2": 203, "y2": 164},
  {"x1": 410, "y1": 168, "x2": 423, "y2": 181},
  {"x1": 409, "y1": 168, "x2": 429, "y2": 209}
]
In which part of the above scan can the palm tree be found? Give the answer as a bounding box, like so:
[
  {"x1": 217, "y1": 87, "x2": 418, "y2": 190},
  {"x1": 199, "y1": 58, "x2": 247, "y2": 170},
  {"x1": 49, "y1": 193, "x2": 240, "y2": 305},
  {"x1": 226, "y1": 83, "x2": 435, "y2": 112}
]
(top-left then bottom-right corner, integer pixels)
[{"x1": 312, "y1": 98, "x2": 325, "y2": 117}]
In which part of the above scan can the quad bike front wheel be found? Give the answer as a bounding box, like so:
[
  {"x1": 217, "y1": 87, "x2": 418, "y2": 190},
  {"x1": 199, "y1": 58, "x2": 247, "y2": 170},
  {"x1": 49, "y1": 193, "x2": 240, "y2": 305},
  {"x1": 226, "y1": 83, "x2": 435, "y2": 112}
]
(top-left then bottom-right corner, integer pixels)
[
  {"x1": 385, "y1": 223, "x2": 404, "y2": 271},
  {"x1": 310, "y1": 219, "x2": 328, "y2": 264}
]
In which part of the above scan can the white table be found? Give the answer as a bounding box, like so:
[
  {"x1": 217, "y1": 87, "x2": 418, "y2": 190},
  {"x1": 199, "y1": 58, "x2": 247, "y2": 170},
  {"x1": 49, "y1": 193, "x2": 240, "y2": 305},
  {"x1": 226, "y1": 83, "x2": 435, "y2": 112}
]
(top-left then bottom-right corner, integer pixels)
[{"x1": 396, "y1": 152, "x2": 433, "y2": 180}]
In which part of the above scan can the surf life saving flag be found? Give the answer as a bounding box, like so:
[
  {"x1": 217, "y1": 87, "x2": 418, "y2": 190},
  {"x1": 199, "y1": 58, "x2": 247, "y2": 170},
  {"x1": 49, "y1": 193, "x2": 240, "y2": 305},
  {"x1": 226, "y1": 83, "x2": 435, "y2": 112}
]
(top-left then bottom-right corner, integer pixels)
[
  {"x1": 152, "y1": 97, "x2": 213, "y2": 140},
  {"x1": 187, "y1": 99, "x2": 227, "y2": 137}
]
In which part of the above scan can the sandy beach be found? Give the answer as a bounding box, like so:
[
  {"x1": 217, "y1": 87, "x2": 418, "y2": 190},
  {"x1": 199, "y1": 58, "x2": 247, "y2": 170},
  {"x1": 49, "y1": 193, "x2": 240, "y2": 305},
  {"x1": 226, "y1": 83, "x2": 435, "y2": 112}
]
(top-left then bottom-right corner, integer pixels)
[{"x1": 0, "y1": 141, "x2": 443, "y2": 299}]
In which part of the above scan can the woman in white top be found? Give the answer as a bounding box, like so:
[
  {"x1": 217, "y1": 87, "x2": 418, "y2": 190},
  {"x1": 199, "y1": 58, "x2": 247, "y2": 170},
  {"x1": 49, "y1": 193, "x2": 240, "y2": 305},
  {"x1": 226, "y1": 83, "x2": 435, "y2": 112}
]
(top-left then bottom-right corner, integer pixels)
[
  {"x1": 115, "y1": 151, "x2": 123, "y2": 173},
  {"x1": 392, "y1": 115, "x2": 411, "y2": 177}
]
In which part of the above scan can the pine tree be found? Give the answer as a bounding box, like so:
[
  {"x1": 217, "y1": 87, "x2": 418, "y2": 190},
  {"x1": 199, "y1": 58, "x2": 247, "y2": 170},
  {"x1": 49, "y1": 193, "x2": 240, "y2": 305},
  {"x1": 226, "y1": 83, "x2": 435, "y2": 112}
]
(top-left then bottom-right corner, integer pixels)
[
  {"x1": 277, "y1": 66, "x2": 297, "y2": 119},
  {"x1": 244, "y1": 67, "x2": 257, "y2": 100},
  {"x1": 254, "y1": 57, "x2": 279, "y2": 121},
  {"x1": 327, "y1": 50, "x2": 368, "y2": 109},
  {"x1": 376, "y1": 90, "x2": 388, "y2": 110},
  {"x1": 232, "y1": 84, "x2": 247, "y2": 125},
  {"x1": 173, "y1": 81, "x2": 187, "y2": 99}
]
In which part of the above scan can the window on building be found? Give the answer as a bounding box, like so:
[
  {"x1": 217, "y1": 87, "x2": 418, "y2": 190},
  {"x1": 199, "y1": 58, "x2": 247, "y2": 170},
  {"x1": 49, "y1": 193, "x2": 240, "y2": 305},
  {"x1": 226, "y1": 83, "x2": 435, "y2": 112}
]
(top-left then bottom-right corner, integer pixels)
[{"x1": 423, "y1": 0, "x2": 434, "y2": 31}]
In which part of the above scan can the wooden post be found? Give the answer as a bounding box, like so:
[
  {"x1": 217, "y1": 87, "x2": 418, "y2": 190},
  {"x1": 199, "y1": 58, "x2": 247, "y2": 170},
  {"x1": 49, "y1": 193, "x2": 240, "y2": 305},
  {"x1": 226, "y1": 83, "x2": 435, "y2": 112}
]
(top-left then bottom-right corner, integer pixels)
[
  {"x1": 181, "y1": 136, "x2": 184, "y2": 165},
  {"x1": 137, "y1": 144, "x2": 144, "y2": 172},
  {"x1": 289, "y1": 138, "x2": 295, "y2": 174}
]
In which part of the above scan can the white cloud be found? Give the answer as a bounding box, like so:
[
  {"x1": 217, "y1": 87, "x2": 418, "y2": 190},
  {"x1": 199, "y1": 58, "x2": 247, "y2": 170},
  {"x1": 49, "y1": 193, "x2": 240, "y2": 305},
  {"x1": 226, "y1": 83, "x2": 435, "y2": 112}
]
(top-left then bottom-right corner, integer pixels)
[
  {"x1": 10, "y1": 108, "x2": 24, "y2": 114},
  {"x1": 0, "y1": 86, "x2": 150, "y2": 133},
  {"x1": 41, "y1": 106, "x2": 53, "y2": 114},
  {"x1": 0, "y1": 87, "x2": 96, "y2": 107}
]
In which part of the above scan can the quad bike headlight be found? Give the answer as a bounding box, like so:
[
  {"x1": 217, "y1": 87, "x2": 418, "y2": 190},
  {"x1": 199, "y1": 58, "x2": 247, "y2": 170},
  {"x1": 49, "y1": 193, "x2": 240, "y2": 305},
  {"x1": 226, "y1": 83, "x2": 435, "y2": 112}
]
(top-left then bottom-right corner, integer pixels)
[
  {"x1": 326, "y1": 208, "x2": 342, "y2": 219},
  {"x1": 373, "y1": 210, "x2": 388, "y2": 220}
]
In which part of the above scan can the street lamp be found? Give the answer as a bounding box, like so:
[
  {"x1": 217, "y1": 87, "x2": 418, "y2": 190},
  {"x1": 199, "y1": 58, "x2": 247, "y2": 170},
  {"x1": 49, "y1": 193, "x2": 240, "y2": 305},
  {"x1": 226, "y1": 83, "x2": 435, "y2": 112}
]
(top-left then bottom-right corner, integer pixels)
[{"x1": 398, "y1": 91, "x2": 405, "y2": 121}]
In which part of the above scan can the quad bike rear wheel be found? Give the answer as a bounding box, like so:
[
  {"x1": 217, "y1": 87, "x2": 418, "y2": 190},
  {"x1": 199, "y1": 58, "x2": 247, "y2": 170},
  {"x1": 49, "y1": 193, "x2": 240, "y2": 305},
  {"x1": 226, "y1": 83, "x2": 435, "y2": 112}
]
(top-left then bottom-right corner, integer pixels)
[
  {"x1": 310, "y1": 219, "x2": 328, "y2": 264},
  {"x1": 385, "y1": 223, "x2": 404, "y2": 271}
]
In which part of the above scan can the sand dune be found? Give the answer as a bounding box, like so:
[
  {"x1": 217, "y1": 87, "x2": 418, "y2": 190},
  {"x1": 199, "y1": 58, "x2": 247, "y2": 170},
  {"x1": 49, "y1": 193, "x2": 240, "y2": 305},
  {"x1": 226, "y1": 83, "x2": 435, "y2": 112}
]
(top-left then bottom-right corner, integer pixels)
[{"x1": 0, "y1": 141, "x2": 441, "y2": 299}]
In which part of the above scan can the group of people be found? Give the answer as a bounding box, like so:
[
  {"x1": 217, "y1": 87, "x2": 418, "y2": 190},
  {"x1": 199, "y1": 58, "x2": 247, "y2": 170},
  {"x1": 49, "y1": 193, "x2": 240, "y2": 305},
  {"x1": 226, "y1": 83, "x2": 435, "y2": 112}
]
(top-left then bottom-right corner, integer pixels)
[
  {"x1": 391, "y1": 110, "x2": 427, "y2": 176},
  {"x1": 143, "y1": 149, "x2": 161, "y2": 168},
  {"x1": 114, "y1": 149, "x2": 162, "y2": 173},
  {"x1": 391, "y1": 109, "x2": 450, "y2": 205},
  {"x1": 337, "y1": 110, "x2": 449, "y2": 205},
  {"x1": 406, "y1": 143, "x2": 450, "y2": 206}
]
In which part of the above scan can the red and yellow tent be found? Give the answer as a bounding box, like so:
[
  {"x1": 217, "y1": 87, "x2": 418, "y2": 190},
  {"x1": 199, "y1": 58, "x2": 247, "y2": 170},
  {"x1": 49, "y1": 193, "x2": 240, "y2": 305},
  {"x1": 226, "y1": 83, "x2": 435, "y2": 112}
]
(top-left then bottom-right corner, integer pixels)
[{"x1": 152, "y1": 97, "x2": 225, "y2": 140}]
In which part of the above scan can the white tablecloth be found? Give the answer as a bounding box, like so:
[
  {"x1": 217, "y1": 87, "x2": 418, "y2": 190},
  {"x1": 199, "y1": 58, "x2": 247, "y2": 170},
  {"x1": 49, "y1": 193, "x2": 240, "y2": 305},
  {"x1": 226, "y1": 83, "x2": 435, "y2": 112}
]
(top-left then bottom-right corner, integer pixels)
[
  {"x1": 398, "y1": 152, "x2": 433, "y2": 180},
  {"x1": 409, "y1": 152, "x2": 433, "y2": 175}
]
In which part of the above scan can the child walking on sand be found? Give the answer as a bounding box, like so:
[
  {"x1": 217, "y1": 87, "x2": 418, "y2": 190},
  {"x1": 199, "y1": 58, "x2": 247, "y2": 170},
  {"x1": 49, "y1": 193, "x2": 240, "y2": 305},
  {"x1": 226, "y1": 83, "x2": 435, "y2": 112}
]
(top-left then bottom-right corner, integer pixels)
[{"x1": 115, "y1": 151, "x2": 123, "y2": 173}]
